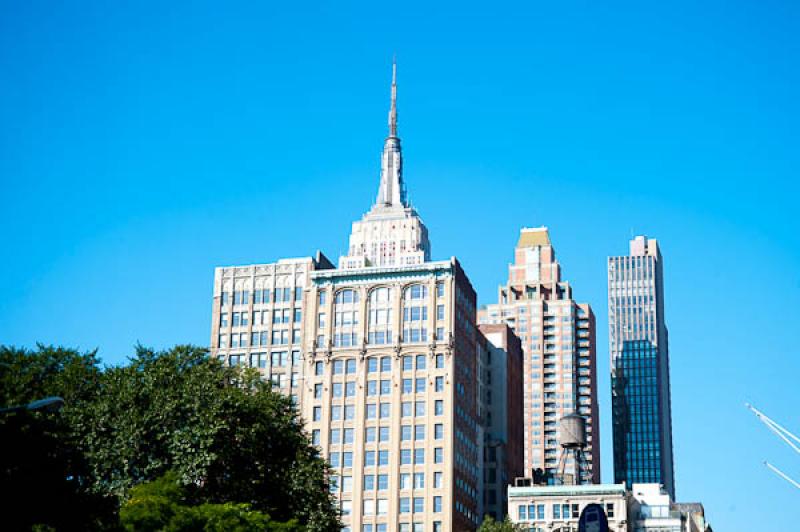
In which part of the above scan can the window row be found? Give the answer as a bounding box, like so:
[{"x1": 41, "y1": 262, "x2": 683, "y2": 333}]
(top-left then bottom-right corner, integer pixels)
[
  {"x1": 219, "y1": 329, "x2": 300, "y2": 348},
  {"x1": 221, "y1": 287, "x2": 302, "y2": 306},
  {"x1": 225, "y1": 351, "x2": 301, "y2": 368},
  {"x1": 311, "y1": 354, "x2": 445, "y2": 376}
]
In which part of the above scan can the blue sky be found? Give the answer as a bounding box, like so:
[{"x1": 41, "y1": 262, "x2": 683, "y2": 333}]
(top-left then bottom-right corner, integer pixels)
[{"x1": 1, "y1": 1, "x2": 798, "y2": 529}]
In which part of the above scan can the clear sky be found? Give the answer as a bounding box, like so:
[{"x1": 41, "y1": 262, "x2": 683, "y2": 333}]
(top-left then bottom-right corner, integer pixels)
[{"x1": 1, "y1": 1, "x2": 798, "y2": 529}]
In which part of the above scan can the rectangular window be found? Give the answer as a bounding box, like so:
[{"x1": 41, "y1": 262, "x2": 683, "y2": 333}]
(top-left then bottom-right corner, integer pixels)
[
  {"x1": 415, "y1": 401, "x2": 425, "y2": 416},
  {"x1": 435, "y1": 400, "x2": 444, "y2": 416},
  {"x1": 379, "y1": 426, "x2": 390, "y2": 442},
  {"x1": 364, "y1": 474, "x2": 375, "y2": 491},
  {"x1": 434, "y1": 424, "x2": 444, "y2": 439},
  {"x1": 329, "y1": 452, "x2": 340, "y2": 467},
  {"x1": 343, "y1": 428, "x2": 354, "y2": 444},
  {"x1": 399, "y1": 497, "x2": 410, "y2": 514},
  {"x1": 368, "y1": 358, "x2": 378, "y2": 373},
  {"x1": 433, "y1": 496, "x2": 442, "y2": 513},
  {"x1": 366, "y1": 404, "x2": 377, "y2": 419},
  {"x1": 377, "y1": 498, "x2": 388, "y2": 515},
  {"x1": 365, "y1": 427, "x2": 376, "y2": 443},
  {"x1": 433, "y1": 472, "x2": 442, "y2": 488},
  {"x1": 401, "y1": 425, "x2": 412, "y2": 441},
  {"x1": 414, "y1": 448, "x2": 424, "y2": 465},
  {"x1": 331, "y1": 406, "x2": 342, "y2": 420},
  {"x1": 381, "y1": 357, "x2": 391, "y2": 372},
  {"x1": 436, "y1": 354, "x2": 444, "y2": 368},
  {"x1": 365, "y1": 451, "x2": 376, "y2": 466},
  {"x1": 379, "y1": 403, "x2": 391, "y2": 418},
  {"x1": 415, "y1": 424, "x2": 425, "y2": 441},
  {"x1": 415, "y1": 378, "x2": 425, "y2": 392},
  {"x1": 380, "y1": 379, "x2": 391, "y2": 395},
  {"x1": 413, "y1": 497, "x2": 423, "y2": 513},
  {"x1": 378, "y1": 450, "x2": 389, "y2": 466},
  {"x1": 318, "y1": 291, "x2": 326, "y2": 305},
  {"x1": 400, "y1": 449, "x2": 412, "y2": 465},
  {"x1": 402, "y1": 402, "x2": 412, "y2": 417},
  {"x1": 330, "y1": 429, "x2": 341, "y2": 444},
  {"x1": 415, "y1": 355, "x2": 426, "y2": 370},
  {"x1": 434, "y1": 447, "x2": 443, "y2": 464},
  {"x1": 377, "y1": 474, "x2": 388, "y2": 490},
  {"x1": 400, "y1": 473, "x2": 411, "y2": 489},
  {"x1": 403, "y1": 378, "x2": 413, "y2": 394},
  {"x1": 413, "y1": 472, "x2": 424, "y2": 489}
]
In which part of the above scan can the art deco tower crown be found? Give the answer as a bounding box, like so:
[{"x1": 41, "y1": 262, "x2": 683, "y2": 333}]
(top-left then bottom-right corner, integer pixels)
[{"x1": 339, "y1": 61, "x2": 431, "y2": 270}]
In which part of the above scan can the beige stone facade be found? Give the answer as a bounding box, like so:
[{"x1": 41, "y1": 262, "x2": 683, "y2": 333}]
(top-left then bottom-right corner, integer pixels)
[{"x1": 209, "y1": 63, "x2": 501, "y2": 531}]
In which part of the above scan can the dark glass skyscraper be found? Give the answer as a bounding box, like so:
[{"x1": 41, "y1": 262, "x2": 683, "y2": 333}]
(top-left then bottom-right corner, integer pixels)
[{"x1": 607, "y1": 236, "x2": 675, "y2": 499}]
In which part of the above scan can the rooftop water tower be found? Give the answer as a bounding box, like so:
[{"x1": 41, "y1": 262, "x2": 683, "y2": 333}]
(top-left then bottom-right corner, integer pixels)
[{"x1": 556, "y1": 412, "x2": 590, "y2": 485}]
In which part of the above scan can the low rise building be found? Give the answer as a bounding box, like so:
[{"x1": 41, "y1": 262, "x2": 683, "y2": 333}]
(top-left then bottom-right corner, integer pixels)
[
  {"x1": 507, "y1": 482, "x2": 712, "y2": 532},
  {"x1": 508, "y1": 482, "x2": 630, "y2": 531}
]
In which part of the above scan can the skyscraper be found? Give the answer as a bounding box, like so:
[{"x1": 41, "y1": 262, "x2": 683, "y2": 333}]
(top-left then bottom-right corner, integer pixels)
[
  {"x1": 608, "y1": 236, "x2": 675, "y2": 498},
  {"x1": 478, "y1": 227, "x2": 600, "y2": 484},
  {"x1": 210, "y1": 62, "x2": 516, "y2": 531}
]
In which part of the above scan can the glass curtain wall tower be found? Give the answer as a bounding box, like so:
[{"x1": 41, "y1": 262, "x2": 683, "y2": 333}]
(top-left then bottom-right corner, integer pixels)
[{"x1": 608, "y1": 236, "x2": 675, "y2": 499}]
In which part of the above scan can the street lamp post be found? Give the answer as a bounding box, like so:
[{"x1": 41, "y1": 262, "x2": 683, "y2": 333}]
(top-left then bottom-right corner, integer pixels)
[{"x1": 0, "y1": 396, "x2": 65, "y2": 415}]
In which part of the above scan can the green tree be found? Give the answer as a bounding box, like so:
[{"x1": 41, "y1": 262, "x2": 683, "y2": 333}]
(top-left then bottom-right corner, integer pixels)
[
  {"x1": 478, "y1": 515, "x2": 527, "y2": 532},
  {"x1": 0, "y1": 344, "x2": 340, "y2": 530},
  {"x1": 0, "y1": 345, "x2": 115, "y2": 530},
  {"x1": 120, "y1": 471, "x2": 301, "y2": 531}
]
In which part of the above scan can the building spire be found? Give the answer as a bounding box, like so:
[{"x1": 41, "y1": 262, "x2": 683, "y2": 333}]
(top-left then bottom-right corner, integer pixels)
[
  {"x1": 389, "y1": 56, "x2": 397, "y2": 137},
  {"x1": 374, "y1": 58, "x2": 406, "y2": 208}
]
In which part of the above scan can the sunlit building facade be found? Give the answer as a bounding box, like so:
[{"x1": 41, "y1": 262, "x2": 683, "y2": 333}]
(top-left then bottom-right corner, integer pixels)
[
  {"x1": 479, "y1": 228, "x2": 600, "y2": 484},
  {"x1": 608, "y1": 236, "x2": 675, "y2": 499},
  {"x1": 210, "y1": 63, "x2": 502, "y2": 531}
]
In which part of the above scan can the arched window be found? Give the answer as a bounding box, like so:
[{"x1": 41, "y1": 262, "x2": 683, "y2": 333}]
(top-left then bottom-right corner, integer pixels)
[
  {"x1": 402, "y1": 284, "x2": 428, "y2": 343},
  {"x1": 333, "y1": 289, "x2": 360, "y2": 347},
  {"x1": 368, "y1": 287, "x2": 393, "y2": 345}
]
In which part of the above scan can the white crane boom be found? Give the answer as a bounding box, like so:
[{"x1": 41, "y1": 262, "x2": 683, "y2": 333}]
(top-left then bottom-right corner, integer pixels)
[{"x1": 746, "y1": 403, "x2": 800, "y2": 490}]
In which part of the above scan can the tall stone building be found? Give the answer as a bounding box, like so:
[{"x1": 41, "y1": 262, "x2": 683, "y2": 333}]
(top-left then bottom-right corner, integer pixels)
[
  {"x1": 608, "y1": 236, "x2": 675, "y2": 499},
  {"x1": 478, "y1": 227, "x2": 600, "y2": 484},
  {"x1": 209, "y1": 63, "x2": 519, "y2": 531},
  {"x1": 477, "y1": 324, "x2": 524, "y2": 520}
]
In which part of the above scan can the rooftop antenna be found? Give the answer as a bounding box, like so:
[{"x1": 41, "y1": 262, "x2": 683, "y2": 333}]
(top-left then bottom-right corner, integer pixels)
[{"x1": 746, "y1": 403, "x2": 800, "y2": 489}]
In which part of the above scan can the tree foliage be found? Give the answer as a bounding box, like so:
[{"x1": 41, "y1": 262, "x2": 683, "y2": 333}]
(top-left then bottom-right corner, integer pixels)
[
  {"x1": 478, "y1": 515, "x2": 527, "y2": 532},
  {"x1": 0, "y1": 344, "x2": 340, "y2": 531},
  {"x1": 120, "y1": 471, "x2": 301, "y2": 531}
]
